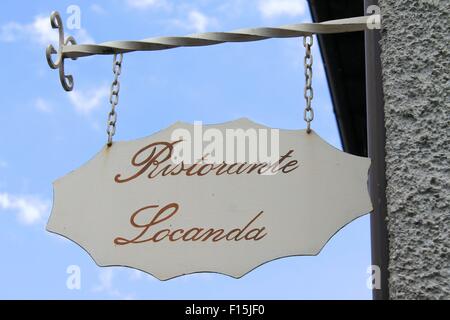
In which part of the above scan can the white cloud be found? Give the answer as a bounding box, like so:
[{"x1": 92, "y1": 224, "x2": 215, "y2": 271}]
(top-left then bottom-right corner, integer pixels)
[
  {"x1": 173, "y1": 10, "x2": 217, "y2": 33},
  {"x1": 0, "y1": 19, "x2": 36, "y2": 42},
  {"x1": 73, "y1": 28, "x2": 95, "y2": 44},
  {"x1": 93, "y1": 269, "x2": 134, "y2": 299},
  {"x1": 217, "y1": 0, "x2": 246, "y2": 18},
  {"x1": 126, "y1": 2, "x2": 215, "y2": 32},
  {"x1": 259, "y1": 0, "x2": 306, "y2": 19},
  {"x1": 126, "y1": 0, "x2": 171, "y2": 10},
  {"x1": 0, "y1": 192, "x2": 50, "y2": 225},
  {"x1": 93, "y1": 269, "x2": 115, "y2": 292},
  {"x1": 128, "y1": 269, "x2": 156, "y2": 282},
  {"x1": 90, "y1": 4, "x2": 107, "y2": 15},
  {"x1": 0, "y1": 18, "x2": 58, "y2": 45},
  {"x1": 129, "y1": 269, "x2": 143, "y2": 280},
  {"x1": 68, "y1": 85, "x2": 109, "y2": 115},
  {"x1": 188, "y1": 10, "x2": 211, "y2": 33},
  {"x1": 34, "y1": 98, "x2": 52, "y2": 113},
  {"x1": 32, "y1": 15, "x2": 59, "y2": 45},
  {"x1": 0, "y1": 15, "x2": 94, "y2": 46},
  {"x1": 0, "y1": 160, "x2": 7, "y2": 169}
]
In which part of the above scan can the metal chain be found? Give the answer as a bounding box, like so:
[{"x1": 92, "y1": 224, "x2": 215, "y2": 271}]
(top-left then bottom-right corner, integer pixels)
[
  {"x1": 303, "y1": 35, "x2": 314, "y2": 133},
  {"x1": 107, "y1": 53, "x2": 123, "y2": 146}
]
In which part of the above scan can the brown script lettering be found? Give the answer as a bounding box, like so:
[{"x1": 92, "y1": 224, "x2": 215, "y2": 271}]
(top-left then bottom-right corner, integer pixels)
[
  {"x1": 114, "y1": 202, "x2": 267, "y2": 244},
  {"x1": 115, "y1": 141, "x2": 299, "y2": 183}
]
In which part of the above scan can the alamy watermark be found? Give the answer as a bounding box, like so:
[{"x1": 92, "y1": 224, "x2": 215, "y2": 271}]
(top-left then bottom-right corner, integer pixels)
[
  {"x1": 366, "y1": 265, "x2": 381, "y2": 290},
  {"x1": 366, "y1": 5, "x2": 381, "y2": 30},
  {"x1": 66, "y1": 5, "x2": 81, "y2": 30},
  {"x1": 170, "y1": 121, "x2": 281, "y2": 171},
  {"x1": 66, "y1": 264, "x2": 81, "y2": 290}
]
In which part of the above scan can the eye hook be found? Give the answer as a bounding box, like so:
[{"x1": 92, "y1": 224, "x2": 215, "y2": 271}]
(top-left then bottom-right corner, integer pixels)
[{"x1": 45, "y1": 11, "x2": 78, "y2": 91}]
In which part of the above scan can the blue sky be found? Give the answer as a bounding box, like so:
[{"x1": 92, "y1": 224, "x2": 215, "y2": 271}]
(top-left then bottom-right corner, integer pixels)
[{"x1": 0, "y1": 0, "x2": 371, "y2": 299}]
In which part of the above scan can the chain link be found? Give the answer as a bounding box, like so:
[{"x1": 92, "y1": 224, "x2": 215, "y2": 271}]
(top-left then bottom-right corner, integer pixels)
[
  {"x1": 303, "y1": 35, "x2": 314, "y2": 133},
  {"x1": 105, "y1": 41, "x2": 312, "y2": 143},
  {"x1": 107, "y1": 53, "x2": 123, "y2": 146}
]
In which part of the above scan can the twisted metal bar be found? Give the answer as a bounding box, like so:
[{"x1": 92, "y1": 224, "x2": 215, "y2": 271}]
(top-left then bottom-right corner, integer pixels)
[
  {"x1": 46, "y1": 11, "x2": 378, "y2": 90},
  {"x1": 63, "y1": 15, "x2": 374, "y2": 58}
]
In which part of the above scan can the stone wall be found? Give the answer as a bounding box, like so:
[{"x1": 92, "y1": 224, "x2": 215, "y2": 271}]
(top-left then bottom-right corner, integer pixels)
[{"x1": 378, "y1": 0, "x2": 449, "y2": 299}]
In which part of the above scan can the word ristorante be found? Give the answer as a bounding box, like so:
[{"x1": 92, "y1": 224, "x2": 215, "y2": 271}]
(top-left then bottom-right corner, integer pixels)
[{"x1": 115, "y1": 140, "x2": 299, "y2": 183}]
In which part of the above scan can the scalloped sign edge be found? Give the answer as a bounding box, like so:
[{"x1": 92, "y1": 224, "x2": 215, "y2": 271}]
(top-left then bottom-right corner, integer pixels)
[{"x1": 47, "y1": 118, "x2": 373, "y2": 280}]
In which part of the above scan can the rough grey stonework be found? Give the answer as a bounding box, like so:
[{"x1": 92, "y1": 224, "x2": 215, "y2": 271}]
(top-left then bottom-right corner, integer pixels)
[{"x1": 378, "y1": 0, "x2": 450, "y2": 299}]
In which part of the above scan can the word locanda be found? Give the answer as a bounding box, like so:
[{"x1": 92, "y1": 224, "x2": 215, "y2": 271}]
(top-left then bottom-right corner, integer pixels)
[{"x1": 114, "y1": 202, "x2": 267, "y2": 244}]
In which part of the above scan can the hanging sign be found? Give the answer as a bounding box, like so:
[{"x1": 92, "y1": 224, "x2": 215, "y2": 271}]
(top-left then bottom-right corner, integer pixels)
[{"x1": 47, "y1": 118, "x2": 372, "y2": 280}]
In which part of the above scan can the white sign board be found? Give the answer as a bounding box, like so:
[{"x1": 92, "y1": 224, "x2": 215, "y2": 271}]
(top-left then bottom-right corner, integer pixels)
[{"x1": 47, "y1": 118, "x2": 372, "y2": 280}]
